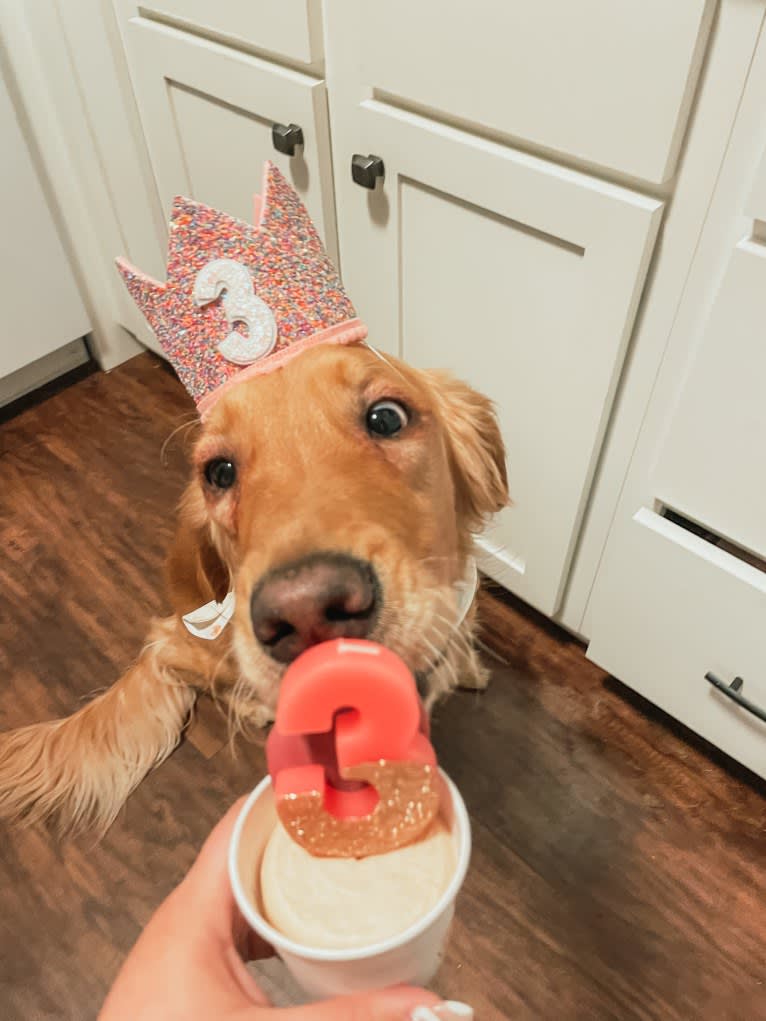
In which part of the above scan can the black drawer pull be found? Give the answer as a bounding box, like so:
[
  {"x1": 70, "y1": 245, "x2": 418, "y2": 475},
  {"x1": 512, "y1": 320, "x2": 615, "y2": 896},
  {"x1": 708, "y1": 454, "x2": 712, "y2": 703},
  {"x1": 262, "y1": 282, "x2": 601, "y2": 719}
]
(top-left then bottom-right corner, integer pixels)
[
  {"x1": 272, "y1": 123, "x2": 304, "y2": 156},
  {"x1": 705, "y1": 672, "x2": 766, "y2": 724},
  {"x1": 351, "y1": 154, "x2": 385, "y2": 189}
]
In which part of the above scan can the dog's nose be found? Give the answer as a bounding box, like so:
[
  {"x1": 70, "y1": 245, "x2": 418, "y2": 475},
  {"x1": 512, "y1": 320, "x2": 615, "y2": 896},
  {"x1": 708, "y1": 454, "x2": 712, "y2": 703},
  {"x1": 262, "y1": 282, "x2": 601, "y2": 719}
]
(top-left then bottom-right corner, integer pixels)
[{"x1": 250, "y1": 553, "x2": 379, "y2": 664}]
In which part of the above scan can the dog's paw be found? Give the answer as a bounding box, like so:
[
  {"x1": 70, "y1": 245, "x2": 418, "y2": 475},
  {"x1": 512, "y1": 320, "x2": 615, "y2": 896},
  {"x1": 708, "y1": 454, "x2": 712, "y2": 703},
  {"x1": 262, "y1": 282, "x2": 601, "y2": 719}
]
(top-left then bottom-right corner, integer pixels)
[
  {"x1": 225, "y1": 693, "x2": 275, "y2": 737},
  {"x1": 459, "y1": 660, "x2": 490, "y2": 691},
  {"x1": 250, "y1": 703, "x2": 275, "y2": 728}
]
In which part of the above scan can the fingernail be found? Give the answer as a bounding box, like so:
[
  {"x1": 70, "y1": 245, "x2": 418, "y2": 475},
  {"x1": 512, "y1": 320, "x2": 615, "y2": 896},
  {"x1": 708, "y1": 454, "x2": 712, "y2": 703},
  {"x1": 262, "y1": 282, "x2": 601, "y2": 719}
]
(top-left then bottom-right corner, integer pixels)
[
  {"x1": 436, "y1": 1004, "x2": 474, "y2": 1020},
  {"x1": 411, "y1": 1002, "x2": 474, "y2": 1020}
]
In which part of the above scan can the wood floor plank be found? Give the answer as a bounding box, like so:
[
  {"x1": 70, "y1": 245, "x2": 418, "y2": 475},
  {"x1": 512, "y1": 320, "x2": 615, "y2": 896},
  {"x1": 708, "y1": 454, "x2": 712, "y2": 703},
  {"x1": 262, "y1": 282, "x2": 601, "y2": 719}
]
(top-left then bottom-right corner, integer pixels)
[{"x1": 0, "y1": 353, "x2": 764, "y2": 1020}]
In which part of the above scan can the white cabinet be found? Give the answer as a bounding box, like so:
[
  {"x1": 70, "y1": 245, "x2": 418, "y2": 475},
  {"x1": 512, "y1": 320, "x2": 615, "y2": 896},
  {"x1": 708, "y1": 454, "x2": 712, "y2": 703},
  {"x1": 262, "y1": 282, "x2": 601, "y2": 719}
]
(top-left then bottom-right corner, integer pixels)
[
  {"x1": 325, "y1": 20, "x2": 663, "y2": 616},
  {"x1": 324, "y1": 0, "x2": 713, "y2": 185},
  {"x1": 128, "y1": 0, "x2": 324, "y2": 66},
  {"x1": 588, "y1": 32, "x2": 766, "y2": 779},
  {"x1": 117, "y1": 15, "x2": 337, "y2": 260},
  {"x1": 0, "y1": 66, "x2": 89, "y2": 396}
]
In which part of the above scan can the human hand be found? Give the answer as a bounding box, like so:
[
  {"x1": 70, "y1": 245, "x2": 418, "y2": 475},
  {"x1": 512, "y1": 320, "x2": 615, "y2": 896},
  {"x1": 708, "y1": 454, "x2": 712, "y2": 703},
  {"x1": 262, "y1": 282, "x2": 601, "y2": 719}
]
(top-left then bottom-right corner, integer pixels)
[{"x1": 99, "y1": 797, "x2": 473, "y2": 1021}]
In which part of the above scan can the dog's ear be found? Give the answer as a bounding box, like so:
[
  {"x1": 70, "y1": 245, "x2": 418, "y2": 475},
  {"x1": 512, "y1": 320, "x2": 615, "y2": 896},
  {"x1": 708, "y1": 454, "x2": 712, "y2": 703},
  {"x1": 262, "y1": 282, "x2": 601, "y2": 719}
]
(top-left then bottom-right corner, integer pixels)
[
  {"x1": 166, "y1": 482, "x2": 230, "y2": 611},
  {"x1": 424, "y1": 370, "x2": 509, "y2": 531}
]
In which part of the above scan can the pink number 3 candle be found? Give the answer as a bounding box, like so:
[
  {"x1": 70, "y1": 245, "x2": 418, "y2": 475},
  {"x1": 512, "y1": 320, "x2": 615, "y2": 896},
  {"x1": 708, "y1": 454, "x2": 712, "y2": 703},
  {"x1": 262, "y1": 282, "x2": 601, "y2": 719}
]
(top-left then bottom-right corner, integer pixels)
[{"x1": 266, "y1": 639, "x2": 440, "y2": 858}]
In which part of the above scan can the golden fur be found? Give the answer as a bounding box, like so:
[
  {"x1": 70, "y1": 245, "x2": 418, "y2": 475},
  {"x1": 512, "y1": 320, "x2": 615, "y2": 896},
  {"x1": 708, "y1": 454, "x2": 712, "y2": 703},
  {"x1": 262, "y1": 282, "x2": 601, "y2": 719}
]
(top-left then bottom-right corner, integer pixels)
[{"x1": 0, "y1": 344, "x2": 508, "y2": 834}]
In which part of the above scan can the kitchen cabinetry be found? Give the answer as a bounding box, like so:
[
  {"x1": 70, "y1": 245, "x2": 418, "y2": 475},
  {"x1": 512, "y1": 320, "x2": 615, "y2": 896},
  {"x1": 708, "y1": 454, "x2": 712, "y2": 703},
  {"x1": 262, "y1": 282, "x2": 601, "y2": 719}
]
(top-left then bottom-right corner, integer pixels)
[
  {"x1": 0, "y1": 65, "x2": 89, "y2": 405},
  {"x1": 8, "y1": 0, "x2": 765, "y2": 768},
  {"x1": 588, "y1": 30, "x2": 766, "y2": 780},
  {"x1": 326, "y1": 88, "x2": 661, "y2": 615},
  {"x1": 320, "y1": 0, "x2": 718, "y2": 617},
  {"x1": 116, "y1": 10, "x2": 337, "y2": 260}
]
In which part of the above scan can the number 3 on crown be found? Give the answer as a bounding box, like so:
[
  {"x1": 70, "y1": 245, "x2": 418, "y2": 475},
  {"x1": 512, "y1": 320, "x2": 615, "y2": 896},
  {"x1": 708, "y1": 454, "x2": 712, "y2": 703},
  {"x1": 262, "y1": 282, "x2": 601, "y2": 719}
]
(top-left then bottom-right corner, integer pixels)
[{"x1": 193, "y1": 258, "x2": 277, "y2": 366}]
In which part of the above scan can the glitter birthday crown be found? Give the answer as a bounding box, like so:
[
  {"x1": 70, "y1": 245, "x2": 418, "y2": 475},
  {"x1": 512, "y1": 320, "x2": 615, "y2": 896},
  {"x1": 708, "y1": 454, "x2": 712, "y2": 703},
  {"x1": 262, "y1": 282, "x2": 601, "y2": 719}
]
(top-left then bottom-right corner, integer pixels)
[{"x1": 116, "y1": 162, "x2": 367, "y2": 416}]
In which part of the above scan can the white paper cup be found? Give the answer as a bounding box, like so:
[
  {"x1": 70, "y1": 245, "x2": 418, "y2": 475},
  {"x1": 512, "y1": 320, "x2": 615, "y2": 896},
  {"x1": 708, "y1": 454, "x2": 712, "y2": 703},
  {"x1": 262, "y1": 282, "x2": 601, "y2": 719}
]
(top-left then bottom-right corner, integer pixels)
[{"x1": 228, "y1": 769, "x2": 471, "y2": 1000}]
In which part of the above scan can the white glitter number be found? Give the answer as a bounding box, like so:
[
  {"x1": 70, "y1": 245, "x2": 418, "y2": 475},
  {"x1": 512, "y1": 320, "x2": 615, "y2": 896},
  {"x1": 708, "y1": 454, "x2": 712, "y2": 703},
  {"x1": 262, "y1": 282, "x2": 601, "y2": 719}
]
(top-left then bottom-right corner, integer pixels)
[{"x1": 193, "y1": 258, "x2": 277, "y2": 365}]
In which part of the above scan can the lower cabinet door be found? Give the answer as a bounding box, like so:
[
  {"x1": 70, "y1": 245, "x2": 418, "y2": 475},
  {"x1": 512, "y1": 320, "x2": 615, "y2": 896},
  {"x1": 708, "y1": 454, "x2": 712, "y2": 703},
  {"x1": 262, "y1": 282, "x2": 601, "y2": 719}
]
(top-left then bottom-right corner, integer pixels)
[{"x1": 330, "y1": 96, "x2": 663, "y2": 615}]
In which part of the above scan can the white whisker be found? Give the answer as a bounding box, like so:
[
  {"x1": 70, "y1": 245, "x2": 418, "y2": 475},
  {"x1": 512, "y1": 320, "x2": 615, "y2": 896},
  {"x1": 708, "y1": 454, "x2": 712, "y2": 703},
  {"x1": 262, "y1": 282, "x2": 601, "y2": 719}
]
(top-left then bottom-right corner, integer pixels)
[{"x1": 160, "y1": 415, "x2": 199, "y2": 464}]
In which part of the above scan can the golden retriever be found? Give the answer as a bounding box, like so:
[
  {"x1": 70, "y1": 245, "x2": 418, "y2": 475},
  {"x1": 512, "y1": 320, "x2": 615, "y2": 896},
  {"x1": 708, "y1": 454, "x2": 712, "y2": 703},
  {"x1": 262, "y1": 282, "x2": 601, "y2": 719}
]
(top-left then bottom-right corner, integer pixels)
[{"x1": 0, "y1": 343, "x2": 507, "y2": 834}]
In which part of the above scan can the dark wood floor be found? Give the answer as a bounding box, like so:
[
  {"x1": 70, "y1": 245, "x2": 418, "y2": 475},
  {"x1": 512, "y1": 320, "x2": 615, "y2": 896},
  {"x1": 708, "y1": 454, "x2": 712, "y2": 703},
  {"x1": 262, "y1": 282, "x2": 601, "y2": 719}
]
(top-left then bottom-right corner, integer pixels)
[{"x1": 1, "y1": 353, "x2": 765, "y2": 1021}]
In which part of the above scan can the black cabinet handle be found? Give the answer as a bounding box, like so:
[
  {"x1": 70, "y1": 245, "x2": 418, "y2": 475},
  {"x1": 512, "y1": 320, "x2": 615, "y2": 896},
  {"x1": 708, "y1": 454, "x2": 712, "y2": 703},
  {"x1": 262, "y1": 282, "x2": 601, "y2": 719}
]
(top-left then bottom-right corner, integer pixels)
[
  {"x1": 705, "y1": 672, "x2": 766, "y2": 723},
  {"x1": 351, "y1": 154, "x2": 385, "y2": 189},
  {"x1": 272, "y1": 123, "x2": 304, "y2": 156}
]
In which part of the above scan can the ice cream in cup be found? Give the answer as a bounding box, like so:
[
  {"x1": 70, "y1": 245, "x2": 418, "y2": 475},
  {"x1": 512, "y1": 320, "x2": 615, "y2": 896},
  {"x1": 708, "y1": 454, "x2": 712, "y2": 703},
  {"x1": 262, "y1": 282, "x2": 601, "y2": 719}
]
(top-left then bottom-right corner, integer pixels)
[{"x1": 228, "y1": 639, "x2": 472, "y2": 1000}]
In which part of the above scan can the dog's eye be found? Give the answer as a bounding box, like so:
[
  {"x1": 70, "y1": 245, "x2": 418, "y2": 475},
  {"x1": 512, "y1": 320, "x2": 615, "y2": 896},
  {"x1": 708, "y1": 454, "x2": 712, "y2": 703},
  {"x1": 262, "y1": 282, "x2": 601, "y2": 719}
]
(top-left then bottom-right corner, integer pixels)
[
  {"x1": 204, "y1": 458, "x2": 237, "y2": 490},
  {"x1": 366, "y1": 400, "x2": 409, "y2": 438}
]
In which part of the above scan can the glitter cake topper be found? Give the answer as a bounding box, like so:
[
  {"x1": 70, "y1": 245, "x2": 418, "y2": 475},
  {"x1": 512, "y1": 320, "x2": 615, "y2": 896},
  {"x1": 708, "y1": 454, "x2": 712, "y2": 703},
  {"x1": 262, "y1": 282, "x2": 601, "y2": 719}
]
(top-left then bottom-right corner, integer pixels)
[
  {"x1": 116, "y1": 162, "x2": 367, "y2": 416},
  {"x1": 266, "y1": 640, "x2": 440, "y2": 859}
]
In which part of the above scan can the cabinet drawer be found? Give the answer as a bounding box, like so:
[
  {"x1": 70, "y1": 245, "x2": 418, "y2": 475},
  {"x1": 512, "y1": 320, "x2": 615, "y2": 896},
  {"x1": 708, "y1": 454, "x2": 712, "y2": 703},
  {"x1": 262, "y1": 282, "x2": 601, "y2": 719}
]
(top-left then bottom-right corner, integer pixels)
[
  {"x1": 118, "y1": 0, "x2": 322, "y2": 66},
  {"x1": 589, "y1": 509, "x2": 766, "y2": 780},
  {"x1": 329, "y1": 96, "x2": 663, "y2": 615},
  {"x1": 120, "y1": 17, "x2": 336, "y2": 261},
  {"x1": 325, "y1": 0, "x2": 713, "y2": 185}
]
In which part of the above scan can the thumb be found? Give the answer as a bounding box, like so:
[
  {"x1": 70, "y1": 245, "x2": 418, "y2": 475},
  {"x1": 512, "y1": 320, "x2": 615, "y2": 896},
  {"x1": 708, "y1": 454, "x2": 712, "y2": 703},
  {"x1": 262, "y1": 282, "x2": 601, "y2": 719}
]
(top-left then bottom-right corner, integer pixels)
[{"x1": 260, "y1": 986, "x2": 473, "y2": 1021}]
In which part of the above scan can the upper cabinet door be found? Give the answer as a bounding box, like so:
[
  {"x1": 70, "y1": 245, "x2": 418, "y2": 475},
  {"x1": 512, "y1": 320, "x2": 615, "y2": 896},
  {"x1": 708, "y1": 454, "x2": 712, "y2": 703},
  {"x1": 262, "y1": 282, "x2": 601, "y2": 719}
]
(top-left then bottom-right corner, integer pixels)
[
  {"x1": 118, "y1": 0, "x2": 324, "y2": 66},
  {"x1": 325, "y1": 0, "x2": 713, "y2": 186},
  {"x1": 119, "y1": 16, "x2": 337, "y2": 261},
  {"x1": 328, "y1": 93, "x2": 662, "y2": 615}
]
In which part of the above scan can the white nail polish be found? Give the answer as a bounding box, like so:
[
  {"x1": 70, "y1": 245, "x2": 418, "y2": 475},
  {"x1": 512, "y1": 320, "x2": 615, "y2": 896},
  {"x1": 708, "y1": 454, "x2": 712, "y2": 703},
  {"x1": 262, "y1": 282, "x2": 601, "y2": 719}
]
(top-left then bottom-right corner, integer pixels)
[
  {"x1": 412, "y1": 1003, "x2": 475, "y2": 1021},
  {"x1": 435, "y1": 1003, "x2": 474, "y2": 1020}
]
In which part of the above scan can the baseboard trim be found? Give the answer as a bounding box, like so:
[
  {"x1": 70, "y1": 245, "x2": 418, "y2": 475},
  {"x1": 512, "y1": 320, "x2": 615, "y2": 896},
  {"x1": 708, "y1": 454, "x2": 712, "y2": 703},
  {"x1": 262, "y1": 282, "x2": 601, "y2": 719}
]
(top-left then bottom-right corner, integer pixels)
[{"x1": 0, "y1": 338, "x2": 90, "y2": 409}]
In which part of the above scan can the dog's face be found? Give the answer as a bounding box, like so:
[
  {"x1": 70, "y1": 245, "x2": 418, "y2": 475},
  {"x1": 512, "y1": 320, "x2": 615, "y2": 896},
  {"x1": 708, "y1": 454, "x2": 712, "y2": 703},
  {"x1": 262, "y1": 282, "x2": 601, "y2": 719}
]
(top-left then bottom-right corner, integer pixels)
[{"x1": 169, "y1": 343, "x2": 507, "y2": 708}]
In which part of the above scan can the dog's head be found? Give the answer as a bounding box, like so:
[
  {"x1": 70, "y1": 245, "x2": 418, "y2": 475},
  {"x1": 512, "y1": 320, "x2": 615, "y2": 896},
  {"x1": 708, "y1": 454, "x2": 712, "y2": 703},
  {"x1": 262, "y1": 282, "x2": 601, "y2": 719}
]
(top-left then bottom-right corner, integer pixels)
[{"x1": 168, "y1": 343, "x2": 507, "y2": 706}]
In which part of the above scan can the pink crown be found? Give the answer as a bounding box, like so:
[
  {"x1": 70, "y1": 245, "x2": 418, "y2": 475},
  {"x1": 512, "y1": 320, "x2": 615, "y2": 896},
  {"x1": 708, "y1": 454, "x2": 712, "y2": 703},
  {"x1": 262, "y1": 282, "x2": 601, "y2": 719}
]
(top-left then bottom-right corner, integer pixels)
[{"x1": 116, "y1": 162, "x2": 367, "y2": 416}]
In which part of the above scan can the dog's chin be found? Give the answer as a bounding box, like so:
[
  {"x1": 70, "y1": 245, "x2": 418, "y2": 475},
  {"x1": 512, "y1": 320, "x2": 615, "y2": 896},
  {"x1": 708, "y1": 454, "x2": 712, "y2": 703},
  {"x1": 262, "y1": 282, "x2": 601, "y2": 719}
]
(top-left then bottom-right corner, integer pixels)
[
  {"x1": 226, "y1": 576, "x2": 459, "y2": 723},
  {"x1": 228, "y1": 628, "x2": 456, "y2": 733},
  {"x1": 230, "y1": 625, "x2": 424, "y2": 692}
]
